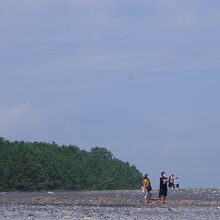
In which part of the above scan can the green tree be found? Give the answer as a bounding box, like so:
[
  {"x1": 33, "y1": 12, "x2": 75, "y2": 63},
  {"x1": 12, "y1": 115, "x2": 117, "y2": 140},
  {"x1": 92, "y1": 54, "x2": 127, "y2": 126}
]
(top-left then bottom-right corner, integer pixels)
[{"x1": 0, "y1": 137, "x2": 143, "y2": 191}]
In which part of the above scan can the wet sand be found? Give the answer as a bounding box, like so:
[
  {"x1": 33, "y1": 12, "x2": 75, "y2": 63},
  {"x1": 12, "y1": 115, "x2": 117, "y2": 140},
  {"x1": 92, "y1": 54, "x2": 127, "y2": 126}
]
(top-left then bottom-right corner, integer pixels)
[{"x1": 0, "y1": 188, "x2": 220, "y2": 219}]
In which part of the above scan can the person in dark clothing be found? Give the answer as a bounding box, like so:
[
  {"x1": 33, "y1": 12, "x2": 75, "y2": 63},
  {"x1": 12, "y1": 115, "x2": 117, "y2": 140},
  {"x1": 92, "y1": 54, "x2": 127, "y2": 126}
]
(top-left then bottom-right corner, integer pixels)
[
  {"x1": 169, "y1": 175, "x2": 175, "y2": 189},
  {"x1": 157, "y1": 171, "x2": 169, "y2": 204},
  {"x1": 168, "y1": 176, "x2": 172, "y2": 188}
]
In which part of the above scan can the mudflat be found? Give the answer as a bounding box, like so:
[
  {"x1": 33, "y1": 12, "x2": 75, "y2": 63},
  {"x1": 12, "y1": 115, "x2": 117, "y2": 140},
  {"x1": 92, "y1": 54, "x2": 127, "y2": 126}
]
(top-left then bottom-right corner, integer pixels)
[{"x1": 0, "y1": 188, "x2": 219, "y2": 219}]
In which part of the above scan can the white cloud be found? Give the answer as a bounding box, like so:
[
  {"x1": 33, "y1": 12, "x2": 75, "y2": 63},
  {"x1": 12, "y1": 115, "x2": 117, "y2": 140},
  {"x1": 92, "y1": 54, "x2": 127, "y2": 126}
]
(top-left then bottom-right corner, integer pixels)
[{"x1": 0, "y1": 104, "x2": 31, "y2": 131}]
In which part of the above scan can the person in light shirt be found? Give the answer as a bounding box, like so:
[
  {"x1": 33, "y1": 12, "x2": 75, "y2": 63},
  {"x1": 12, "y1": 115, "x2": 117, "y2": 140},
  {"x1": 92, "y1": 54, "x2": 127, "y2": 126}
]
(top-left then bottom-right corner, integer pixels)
[{"x1": 175, "y1": 177, "x2": 180, "y2": 188}]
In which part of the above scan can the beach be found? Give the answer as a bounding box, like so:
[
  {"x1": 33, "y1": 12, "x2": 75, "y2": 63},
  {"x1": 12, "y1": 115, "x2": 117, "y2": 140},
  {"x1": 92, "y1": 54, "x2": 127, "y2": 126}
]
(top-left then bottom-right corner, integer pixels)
[{"x1": 0, "y1": 188, "x2": 219, "y2": 219}]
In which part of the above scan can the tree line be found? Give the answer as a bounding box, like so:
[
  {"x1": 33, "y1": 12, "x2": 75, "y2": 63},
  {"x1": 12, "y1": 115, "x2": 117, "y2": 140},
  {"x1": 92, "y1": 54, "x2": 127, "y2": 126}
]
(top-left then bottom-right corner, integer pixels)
[{"x1": 0, "y1": 137, "x2": 143, "y2": 191}]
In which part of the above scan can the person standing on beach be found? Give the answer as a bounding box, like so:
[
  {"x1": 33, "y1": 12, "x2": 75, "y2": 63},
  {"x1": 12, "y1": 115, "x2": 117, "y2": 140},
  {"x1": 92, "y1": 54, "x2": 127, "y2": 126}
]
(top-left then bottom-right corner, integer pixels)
[
  {"x1": 170, "y1": 175, "x2": 175, "y2": 189},
  {"x1": 143, "y1": 174, "x2": 152, "y2": 203},
  {"x1": 157, "y1": 171, "x2": 169, "y2": 204},
  {"x1": 176, "y1": 177, "x2": 180, "y2": 188},
  {"x1": 168, "y1": 176, "x2": 172, "y2": 188}
]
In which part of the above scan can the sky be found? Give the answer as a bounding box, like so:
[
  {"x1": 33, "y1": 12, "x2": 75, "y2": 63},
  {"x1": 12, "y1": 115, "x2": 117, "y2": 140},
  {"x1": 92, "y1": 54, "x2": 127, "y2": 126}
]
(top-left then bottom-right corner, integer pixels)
[{"x1": 0, "y1": 0, "x2": 220, "y2": 188}]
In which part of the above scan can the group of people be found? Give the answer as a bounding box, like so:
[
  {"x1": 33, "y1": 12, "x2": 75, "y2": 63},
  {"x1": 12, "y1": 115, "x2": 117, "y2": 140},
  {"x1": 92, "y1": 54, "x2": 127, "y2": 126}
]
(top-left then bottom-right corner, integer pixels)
[
  {"x1": 168, "y1": 175, "x2": 180, "y2": 189},
  {"x1": 142, "y1": 172, "x2": 180, "y2": 204}
]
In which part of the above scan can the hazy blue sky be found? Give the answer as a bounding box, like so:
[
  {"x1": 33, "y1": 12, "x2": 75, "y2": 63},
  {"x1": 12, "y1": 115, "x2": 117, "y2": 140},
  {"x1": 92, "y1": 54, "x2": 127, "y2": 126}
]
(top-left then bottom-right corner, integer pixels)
[{"x1": 1, "y1": 0, "x2": 220, "y2": 188}]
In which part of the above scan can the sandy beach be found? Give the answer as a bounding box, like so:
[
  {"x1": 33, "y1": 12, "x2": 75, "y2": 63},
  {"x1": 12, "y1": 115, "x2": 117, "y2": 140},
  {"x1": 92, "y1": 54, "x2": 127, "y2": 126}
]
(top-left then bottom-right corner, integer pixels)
[{"x1": 0, "y1": 188, "x2": 219, "y2": 219}]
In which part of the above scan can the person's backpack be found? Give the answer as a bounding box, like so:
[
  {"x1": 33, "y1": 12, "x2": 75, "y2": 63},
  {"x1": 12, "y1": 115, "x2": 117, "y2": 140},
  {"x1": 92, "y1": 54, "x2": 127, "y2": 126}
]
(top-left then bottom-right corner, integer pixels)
[
  {"x1": 146, "y1": 178, "x2": 152, "y2": 191},
  {"x1": 147, "y1": 185, "x2": 152, "y2": 191}
]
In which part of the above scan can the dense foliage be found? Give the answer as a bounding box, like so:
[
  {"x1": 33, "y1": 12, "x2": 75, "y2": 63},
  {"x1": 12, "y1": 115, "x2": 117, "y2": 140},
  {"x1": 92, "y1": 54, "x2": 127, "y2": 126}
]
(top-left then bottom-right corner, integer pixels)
[{"x1": 0, "y1": 137, "x2": 143, "y2": 191}]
